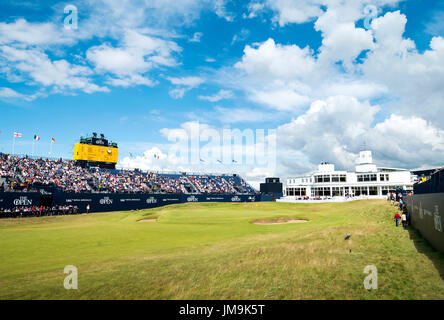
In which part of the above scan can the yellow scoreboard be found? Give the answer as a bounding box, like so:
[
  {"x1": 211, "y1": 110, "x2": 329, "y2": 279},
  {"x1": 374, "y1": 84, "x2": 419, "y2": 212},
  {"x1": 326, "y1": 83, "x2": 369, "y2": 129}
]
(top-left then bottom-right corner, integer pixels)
[{"x1": 73, "y1": 143, "x2": 118, "y2": 164}]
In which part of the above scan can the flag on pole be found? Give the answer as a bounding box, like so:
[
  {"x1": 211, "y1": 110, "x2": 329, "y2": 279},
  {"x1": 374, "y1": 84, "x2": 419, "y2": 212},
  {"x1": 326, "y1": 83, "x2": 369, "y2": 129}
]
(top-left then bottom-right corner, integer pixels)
[
  {"x1": 232, "y1": 159, "x2": 237, "y2": 163},
  {"x1": 34, "y1": 135, "x2": 40, "y2": 141},
  {"x1": 51, "y1": 138, "x2": 56, "y2": 143},
  {"x1": 217, "y1": 160, "x2": 222, "y2": 163},
  {"x1": 200, "y1": 158, "x2": 205, "y2": 162},
  {"x1": 12, "y1": 132, "x2": 21, "y2": 154}
]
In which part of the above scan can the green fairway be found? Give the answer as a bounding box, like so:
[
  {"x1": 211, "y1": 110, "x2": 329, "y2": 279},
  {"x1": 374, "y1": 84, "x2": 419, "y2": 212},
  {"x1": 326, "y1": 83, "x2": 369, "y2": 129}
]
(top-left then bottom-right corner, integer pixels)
[{"x1": 0, "y1": 200, "x2": 443, "y2": 299}]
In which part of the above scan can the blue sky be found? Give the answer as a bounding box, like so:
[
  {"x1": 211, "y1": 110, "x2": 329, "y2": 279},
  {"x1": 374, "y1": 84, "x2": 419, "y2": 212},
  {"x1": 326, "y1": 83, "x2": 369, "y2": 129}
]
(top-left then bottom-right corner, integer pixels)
[{"x1": 0, "y1": 0, "x2": 443, "y2": 186}]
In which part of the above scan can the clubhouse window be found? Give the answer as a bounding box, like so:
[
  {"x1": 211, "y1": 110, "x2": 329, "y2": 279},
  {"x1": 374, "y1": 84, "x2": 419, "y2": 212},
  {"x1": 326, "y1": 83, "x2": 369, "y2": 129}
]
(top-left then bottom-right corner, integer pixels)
[
  {"x1": 332, "y1": 187, "x2": 344, "y2": 196},
  {"x1": 358, "y1": 174, "x2": 377, "y2": 182},
  {"x1": 287, "y1": 188, "x2": 306, "y2": 196},
  {"x1": 312, "y1": 187, "x2": 331, "y2": 197}
]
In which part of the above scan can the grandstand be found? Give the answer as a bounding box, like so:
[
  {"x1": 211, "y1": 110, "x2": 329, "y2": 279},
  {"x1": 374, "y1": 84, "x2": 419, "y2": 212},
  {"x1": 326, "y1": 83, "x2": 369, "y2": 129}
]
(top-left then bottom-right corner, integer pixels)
[
  {"x1": 0, "y1": 153, "x2": 257, "y2": 195},
  {"x1": 0, "y1": 153, "x2": 264, "y2": 215}
]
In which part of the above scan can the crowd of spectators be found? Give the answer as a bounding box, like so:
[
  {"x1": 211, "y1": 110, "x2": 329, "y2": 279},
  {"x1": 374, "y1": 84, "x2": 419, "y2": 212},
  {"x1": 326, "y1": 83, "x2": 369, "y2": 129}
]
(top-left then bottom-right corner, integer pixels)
[
  {"x1": 188, "y1": 175, "x2": 233, "y2": 194},
  {"x1": 0, "y1": 154, "x2": 257, "y2": 195},
  {"x1": 0, "y1": 205, "x2": 79, "y2": 218}
]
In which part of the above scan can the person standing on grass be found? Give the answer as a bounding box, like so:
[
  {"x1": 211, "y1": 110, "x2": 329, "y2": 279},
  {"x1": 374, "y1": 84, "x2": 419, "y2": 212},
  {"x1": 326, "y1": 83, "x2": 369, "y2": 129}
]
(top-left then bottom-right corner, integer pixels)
[
  {"x1": 86, "y1": 204, "x2": 90, "y2": 214},
  {"x1": 394, "y1": 212, "x2": 401, "y2": 227},
  {"x1": 401, "y1": 212, "x2": 407, "y2": 229}
]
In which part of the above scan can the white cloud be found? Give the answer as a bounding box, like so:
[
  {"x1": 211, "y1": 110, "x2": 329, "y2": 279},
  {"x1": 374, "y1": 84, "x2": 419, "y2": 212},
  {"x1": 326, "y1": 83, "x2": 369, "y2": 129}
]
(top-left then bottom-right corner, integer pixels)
[
  {"x1": 0, "y1": 87, "x2": 23, "y2": 98},
  {"x1": 167, "y1": 76, "x2": 205, "y2": 99},
  {"x1": 0, "y1": 19, "x2": 72, "y2": 46},
  {"x1": 246, "y1": 0, "x2": 404, "y2": 27},
  {"x1": 198, "y1": 89, "x2": 234, "y2": 102},
  {"x1": 119, "y1": 147, "x2": 182, "y2": 172},
  {"x1": 267, "y1": 0, "x2": 324, "y2": 26},
  {"x1": 0, "y1": 18, "x2": 109, "y2": 95},
  {"x1": 126, "y1": 121, "x2": 277, "y2": 187},
  {"x1": 87, "y1": 29, "x2": 181, "y2": 87},
  {"x1": 361, "y1": 11, "x2": 444, "y2": 125},
  {"x1": 0, "y1": 0, "x2": 229, "y2": 98},
  {"x1": 250, "y1": 88, "x2": 310, "y2": 111},
  {"x1": 169, "y1": 88, "x2": 188, "y2": 99},
  {"x1": 235, "y1": 39, "x2": 316, "y2": 80},
  {"x1": 231, "y1": 29, "x2": 250, "y2": 45},
  {"x1": 167, "y1": 76, "x2": 205, "y2": 87},
  {"x1": 316, "y1": 22, "x2": 375, "y2": 70},
  {"x1": 277, "y1": 96, "x2": 444, "y2": 175},
  {"x1": 213, "y1": 0, "x2": 235, "y2": 22},
  {"x1": 0, "y1": 46, "x2": 109, "y2": 94},
  {"x1": 245, "y1": 2, "x2": 265, "y2": 19}
]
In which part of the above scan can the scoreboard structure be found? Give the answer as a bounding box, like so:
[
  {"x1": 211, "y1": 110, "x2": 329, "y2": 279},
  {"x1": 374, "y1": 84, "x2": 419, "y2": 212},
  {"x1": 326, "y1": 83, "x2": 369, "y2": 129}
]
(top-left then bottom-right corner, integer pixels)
[
  {"x1": 260, "y1": 177, "x2": 283, "y2": 200},
  {"x1": 73, "y1": 133, "x2": 118, "y2": 169}
]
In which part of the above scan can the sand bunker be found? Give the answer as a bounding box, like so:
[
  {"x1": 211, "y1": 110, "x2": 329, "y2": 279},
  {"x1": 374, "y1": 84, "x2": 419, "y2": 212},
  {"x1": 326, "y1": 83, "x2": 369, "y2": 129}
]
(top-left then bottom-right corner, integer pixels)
[
  {"x1": 138, "y1": 218, "x2": 158, "y2": 223},
  {"x1": 253, "y1": 218, "x2": 308, "y2": 225}
]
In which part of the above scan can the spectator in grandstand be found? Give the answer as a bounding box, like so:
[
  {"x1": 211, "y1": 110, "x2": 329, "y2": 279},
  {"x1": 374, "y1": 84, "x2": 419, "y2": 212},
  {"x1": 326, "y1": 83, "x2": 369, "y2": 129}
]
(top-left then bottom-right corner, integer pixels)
[
  {"x1": 0, "y1": 205, "x2": 79, "y2": 218},
  {"x1": 0, "y1": 154, "x2": 257, "y2": 197}
]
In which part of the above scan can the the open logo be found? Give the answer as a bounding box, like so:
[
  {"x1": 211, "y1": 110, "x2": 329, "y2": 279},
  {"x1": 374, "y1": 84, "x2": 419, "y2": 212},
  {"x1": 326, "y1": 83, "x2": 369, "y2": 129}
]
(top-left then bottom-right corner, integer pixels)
[{"x1": 187, "y1": 195, "x2": 198, "y2": 202}]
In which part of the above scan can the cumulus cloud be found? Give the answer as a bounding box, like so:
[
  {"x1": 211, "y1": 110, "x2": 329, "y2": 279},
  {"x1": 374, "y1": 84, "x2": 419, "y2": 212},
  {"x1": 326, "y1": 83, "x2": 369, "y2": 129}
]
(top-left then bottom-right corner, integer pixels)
[
  {"x1": 198, "y1": 89, "x2": 234, "y2": 102},
  {"x1": 167, "y1": 76, "x2": 205, "y2": 99},
  {"x1": 361, "y1": 11, "x2": 444, "y2": 126},
  {"x1": 0, "y1": 18, "x2": 108, "y2": 95},
  {"x1": 120, "y1": 121, "x2": 276, "y2": 187},
  {"x1": 87, "y1": 29, "x2": 181, "y2": 87},
  {"x1": 0, "y1": 0, "x2": 233, "y2": 99},
  {"x1": 0, "y1": 46, "x2": 109, "y2": 94},
  {"x1": 0, "y1": 87, "x2": 23, "y2": 98},
  {"x1": 0, "y1": 19, "x2": 72, "y2": 46},
  {"x1": 119, "y1": 147, "x2": 183, "y2": 172},
  {"x1": 235, "y1": 39, "x2": 316, "y2": 80},
  {"x1": 277, "y1": 96, "x2": 444, "y2": 175},
  {"x1": 231, "y1": 29, "x2": 250, "y2": 45},
  {"x1": 246, "y1": 0, "x2": 404, "y2": 26}
]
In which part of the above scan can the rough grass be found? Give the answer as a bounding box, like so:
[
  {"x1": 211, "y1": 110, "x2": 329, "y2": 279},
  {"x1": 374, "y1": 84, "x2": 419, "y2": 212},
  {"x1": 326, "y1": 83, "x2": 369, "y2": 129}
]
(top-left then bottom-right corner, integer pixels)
[{"x1": 0, "y1": 200, "x2": 443, "y2": 300}]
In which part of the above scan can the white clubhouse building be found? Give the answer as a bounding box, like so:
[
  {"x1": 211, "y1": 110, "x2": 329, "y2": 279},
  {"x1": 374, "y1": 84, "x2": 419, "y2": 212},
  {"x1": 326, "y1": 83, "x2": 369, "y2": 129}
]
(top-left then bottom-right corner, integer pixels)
[{"x1": 283, "y1": 150, "x2": 415, "y2": 200}]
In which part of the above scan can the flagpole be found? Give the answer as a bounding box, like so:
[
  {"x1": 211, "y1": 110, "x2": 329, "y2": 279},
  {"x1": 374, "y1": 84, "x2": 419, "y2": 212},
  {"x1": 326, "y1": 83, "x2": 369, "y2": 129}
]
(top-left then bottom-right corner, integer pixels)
[
  {"x1": 32, "y1": 139, "x2": 35, "y2": 157},
  {"x1": 12, "y1": 134, "x2": 15, "y2": 155},
  {"x1": 49, "y1": 140, "x2": 53, "y2": 156}
]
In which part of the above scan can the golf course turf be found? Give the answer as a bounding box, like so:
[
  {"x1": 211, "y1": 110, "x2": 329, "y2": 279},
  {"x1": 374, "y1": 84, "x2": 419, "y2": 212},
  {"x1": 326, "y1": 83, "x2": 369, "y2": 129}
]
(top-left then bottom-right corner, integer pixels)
[{"x1": 0, "y1": 200, "x2": 443, "y2": 299}]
